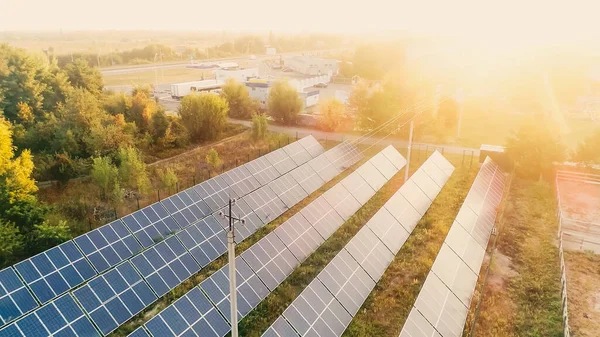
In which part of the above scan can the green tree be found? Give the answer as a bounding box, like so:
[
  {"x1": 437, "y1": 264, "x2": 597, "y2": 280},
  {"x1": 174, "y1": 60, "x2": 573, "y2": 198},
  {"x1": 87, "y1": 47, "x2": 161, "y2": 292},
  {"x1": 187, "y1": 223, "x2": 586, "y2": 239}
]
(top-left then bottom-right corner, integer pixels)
[
  {"x1": 151, "y1": 110, "x2": 170, "y2": 140},
  {"x1": 64, "y1": 58, "x2": 103, "y2": 94},
  {"x1": 251, "y1": 113, "x2": 269, "y2": 140},
  {"x1": 437, "y1": 97, "x2": 459, "y2": 129},
  {"x1": 179, "y1": 93, "x2": 228, "y2": 141},
  {"x1": 0, "y1": 221, "x2": 24, "y2": 267},
  {"x1": 573, "y1": 129, "x2": 600, "y2": 165},
  {"x1": 268, "y1": 80, "x2": 302, "y2": 125},
  {"x1": 506, "y1": 120, "x2": 566, "y2": 179},
  {"x1": 91, "y1": 156, "x2": 121, "y2": 202},
  {"x1": 157, "y1": 168, "x2": 178, "y2": 191},
  {"x1": 117, "y1": 147, "x2": 150, "y2": 195},
  {"x1": 206, "y1": 148, "x2": 222, "y2": 170},
  {"x1": 317, "y1": 98, "x2": 346, "y2": 131},
  {"x1": 31, "y1": 221, "x2": 71, "y2": 253},
  {"x1": 221, "y1": 79, "x2": 259, "y2": 119}
]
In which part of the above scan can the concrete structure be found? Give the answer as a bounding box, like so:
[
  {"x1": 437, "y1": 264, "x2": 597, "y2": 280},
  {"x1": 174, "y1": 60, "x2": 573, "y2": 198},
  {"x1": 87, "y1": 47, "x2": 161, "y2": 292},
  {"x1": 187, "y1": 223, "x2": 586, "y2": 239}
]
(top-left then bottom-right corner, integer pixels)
[
  {"x1": 245, "y1": 79, "x2": 320, "y2": 109},
  {"x1": 289, "y1": 74, "x2": 332, "y2": 92},
  {"x1": 215, "y1": 67, "x2": 259, "y2": 83},
  {"x1": 171, "y1": 79, "x2": 224, "y2": 99},
  {"x1": 284, "y1": 56, "x2": 338, "y2": 76}
]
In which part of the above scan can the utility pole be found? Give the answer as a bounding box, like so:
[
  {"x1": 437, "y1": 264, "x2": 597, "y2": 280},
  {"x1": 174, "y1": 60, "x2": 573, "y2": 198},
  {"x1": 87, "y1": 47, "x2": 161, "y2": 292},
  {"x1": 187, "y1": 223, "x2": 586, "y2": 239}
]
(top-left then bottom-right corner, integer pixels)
[
  {"x1": 218, "y1": 199, "x2": 245, "y2": 337},
  {"x1": 405, "y1": 120, "x2": 414, "y2": 182}
]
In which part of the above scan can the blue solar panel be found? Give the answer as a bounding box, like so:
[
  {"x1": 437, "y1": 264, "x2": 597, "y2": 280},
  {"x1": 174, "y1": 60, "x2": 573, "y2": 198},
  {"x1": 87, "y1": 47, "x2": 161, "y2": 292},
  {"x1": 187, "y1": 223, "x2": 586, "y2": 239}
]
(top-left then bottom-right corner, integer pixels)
[
  {"x1": 175, "y1": 216, "x2": 227, "y2": 268},
  {"x1": 0, "y1": 294, "x2": 100, "y2": 337},
  {"x1": 298, "y1": 136, "x2": 325, "y2": 158},
  {"x1": 143, "y1": 288, "x2": 229, "y2": 337},
  {"x1": 262, "y1": 316, "x2": 299, "y2": 337},
  {"x1": 289, "y1": 162, "x2": 324, "y2": 196},
  {"x1": 128, "y1": 327, "x2": 152, "y2": 337},
  {"x1": 273, "y1": 213, "x2": 324, "y2": 263},
  {"x1": 192, "y1": 176, "x2": 232, "y2": 212},
  {"x1": 73, "y1": 219, "x2": 142, "y2": 273},
  {"x1": 14, "y1": 241, "x2": 96, "y2": 304},
  {"x1": 0, "y1": 268, "x2": 38, "y2": 327},
  {"x1": 242, "y1": 185, "x2": 287, "y2": 224},
  {"x1": 72, "y1": 261, "x2": 157, "y2": 335},
  {"x1": 281, "y1": 140, "x2": 313, "y2": 166},
  {"x1": 130, "y1": 236, "x2": 200, "y2": 297},
  {"x1": 221, "y1": 165, "x2": 261, "y2": 198},
  {"x1": 121, "y1": 203, "x2": 180, "y2": 248},
  {"x1": 161, "y1": 188, "x2": 211, "y2": 228},
  {"x1": 214, "y1": 199, "x2": 264, "y2": 244},
  {"x1": 267, "y1": 174, "x2": 308, "y2": 209},
  {"x1": 264, "y1": 149, "x2": 296, "y2": 175}
]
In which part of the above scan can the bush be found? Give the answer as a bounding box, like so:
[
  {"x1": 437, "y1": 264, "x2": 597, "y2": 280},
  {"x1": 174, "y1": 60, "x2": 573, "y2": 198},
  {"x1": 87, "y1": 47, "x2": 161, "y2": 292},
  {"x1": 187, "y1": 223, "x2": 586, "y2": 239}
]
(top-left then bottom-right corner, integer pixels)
[
  {"x1": 179, "y1": 94, "x2": 228, "y2": 141},
  {"x1": 268, "y1": 81, "x2": 302, "y2": 125},
  {"x1": 251, "y1": 113, "x2": 269, "y2": 140},
  {"x1": 317, "y1": 98, "x2": 346, "y2": 131},
  {"x1": 206, "y1": 148, "x2": 222, "y2": 170}
]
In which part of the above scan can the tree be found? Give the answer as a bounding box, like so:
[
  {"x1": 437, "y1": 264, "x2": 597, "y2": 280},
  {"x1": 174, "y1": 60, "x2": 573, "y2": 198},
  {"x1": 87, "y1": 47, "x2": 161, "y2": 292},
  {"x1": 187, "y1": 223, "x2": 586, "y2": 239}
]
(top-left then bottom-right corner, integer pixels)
[
  {"x1": 573, "y1": 129, "x2": 600, "y2": 165},
  {"x1": 437, "y1": 98, "x2": 459, "y2": 129},
  {"x1": 64, "y1": 58, "x2": 103, "y2": 94},
  {"x1": 179, "y1": 93, "x2": 228, "y2": 141},
  {"x1": 206, "y1": 148, "x2": 222, "y2": 170},
  {"x1": 268, "y1": 80, "x2": 302, "y2": 125},
  {"x1": 317, "y1": 98, "x2": 346, "y2": 131},
  {"x1": 127, "y1": 89, "x2": 159, "y2": 132},
  {"x1": 251, "y1": 113, "x2": 269, "y2": 140},
  {"x1": 506, "y1": 120, "x2": 566, "y2": 179},
  {"x1": 157, "y1": 168, "x2": 178, "y2": 191},
  {"x1": 220, "y1": 79, "x2": 259, "y2": 119},
  {"x1": 0, "y1": 221, "x2": 24, "y2": 267},
  {"x1": 151, "y1": 110, "x2": 170, "y2": 140},
  {"x1": 91, "y1": 156, "x2": 121, "y2": 202},
  {"x1": 117, "y1": 147, "x2": 150, "y2": 195},
  {"x1": 31, "y1": 221, "x2": 71, "y2": 253}
]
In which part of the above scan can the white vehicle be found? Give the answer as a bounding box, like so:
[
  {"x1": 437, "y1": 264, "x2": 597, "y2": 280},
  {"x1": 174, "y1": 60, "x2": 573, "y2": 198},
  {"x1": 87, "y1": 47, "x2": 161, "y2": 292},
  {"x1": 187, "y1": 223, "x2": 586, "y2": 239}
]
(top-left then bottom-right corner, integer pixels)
[{"x1": 171, "y1": 80, "x2": 224, "y2": 99}]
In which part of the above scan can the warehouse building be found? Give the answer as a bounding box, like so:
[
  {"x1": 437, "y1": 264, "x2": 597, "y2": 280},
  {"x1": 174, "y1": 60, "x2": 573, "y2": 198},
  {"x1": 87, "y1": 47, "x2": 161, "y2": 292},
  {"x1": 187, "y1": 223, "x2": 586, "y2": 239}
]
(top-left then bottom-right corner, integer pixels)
[
  {"x1": 284, "y1": 56, "x2": 339, "y2": 76},
  {"x1": 245, "y1": 79, "x2": 319, "y2": 109},
  {"x1": 215, "y1": 67, "x2": 259, "y2": 83}
]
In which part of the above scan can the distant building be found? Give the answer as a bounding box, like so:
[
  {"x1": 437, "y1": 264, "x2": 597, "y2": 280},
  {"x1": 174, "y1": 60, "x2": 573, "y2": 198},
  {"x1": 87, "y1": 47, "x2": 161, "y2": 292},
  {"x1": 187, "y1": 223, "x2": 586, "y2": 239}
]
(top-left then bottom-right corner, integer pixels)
[
  {"x1": 245, "y1": 79, "x2": 319, "y2": 109},
  {"x1": 215, "y1": 67, "x2": 259, "y2": 83},
  {"x1": 284, "y1": 56, "x2": 338, "y2": 76},
  {"x1": 171, "y1": 80, "x2": 224, "y2": 99}
]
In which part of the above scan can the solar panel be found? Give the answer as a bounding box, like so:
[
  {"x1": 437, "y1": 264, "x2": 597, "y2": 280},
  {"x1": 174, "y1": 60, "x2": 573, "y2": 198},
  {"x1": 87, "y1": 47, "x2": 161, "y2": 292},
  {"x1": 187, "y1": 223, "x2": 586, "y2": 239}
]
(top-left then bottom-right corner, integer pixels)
[
  {"x1": 265, "y1": 148, "x2": 296, "y2": 175},
  {"x1": 268, "y1": 174, "x2": 308, "y2": 208},
  {"x1": 14, "y1": 241, "x2": 97, "y2": 304},
  {"x1": 244, "y1": 155, "x2": 281, "y2": 186},
  {"x1": 128, "y1": 327, "x2": 152, "y2": 337},
  {"x1": 241, "y1": 232, "x2": 299, "y2": 291},
  {"x1": 341, "y1": 171, "x2": 376, "y2": 205},
  {"x1": 273, "y1": 213, "x2": 324, "y2": 262},
  {"x1": 192, "y1": 176, "x2": 232, "y2": 212},
  {"x1": 215, "y1": 198, "x2": 264, "y2": 243},
  {"x1": 144, "y1": 287, "x2": 229, "y2": 337},
  {"x1": 399, "y1": 179, "x2": 432, "y2": 216},
  {"x1": 0, "y1": 294, "x2": 100, "y2": 337},
  {"x1": 242, "y1": 185, "x2": 288, "y2": 223},
  {"x1": 221, "y1": 165, "x2": 262, "y2": 198},
  {"x1": 160, "y1": 188, "x2": 211, "y2": 228},
  {"x1": 321, "y1": 184, "x2": 362, "y2": 221},
  {"x1": 368, "y1": 151, "x2": 398, "y2": 179},
  {"x1": 356, "y1": 161, "x2": 387, "y2": 191},
  {"x1": 326, "y1": 142, "x2": 362, "y2": 171},
  {"x1": 420, "y1": 159, "x2": 449, "y2": 188},
  {"x1": 282, "y1": 140, "x2": 313, "y2": 166},
  {"x1": 381, "y1": 145, "x2": 408, "y2": 170},
  {"x1": 301, "y1": 196, "x2": 344, "y2": 240},
  {"x1": 176, "y1": 215, "x2": 227, "y2": 267},
  {"x1": 298, "y1": 135, "x2": 325, "y2": 158},
  {"x1": 73, "y1": 219, "x2": 143, "y2": 273},
  {"x1": 72, "y1": 261, "x2": 157, "y2": 335},
  {"x1": 130, "y1": 236, "x2": 201, "y2": 297},
  {"x1": 410, "y1": 169, "x2": 442, "y2": 200},
  {"x1": 308, "y1": 153, "x2": 340, "y2": 182},
  {"x1": 398, "y1": 157, "x2": 505, "y2": 337},
  {"x1": 121, "y1": 203, "x2": 180, "y2": 248},
  {"x1": 263, "y1": 151, "x2": 453, "y2": 337},
  {"x1": 199, "y1": 256, "x2": 269, "y2": 322},
  {"x1": 289, "y1": 163, "x2": 325, "y2": 195},
  {"x1": 0, "y1": 268, "x2": 38, "y2": 327}
]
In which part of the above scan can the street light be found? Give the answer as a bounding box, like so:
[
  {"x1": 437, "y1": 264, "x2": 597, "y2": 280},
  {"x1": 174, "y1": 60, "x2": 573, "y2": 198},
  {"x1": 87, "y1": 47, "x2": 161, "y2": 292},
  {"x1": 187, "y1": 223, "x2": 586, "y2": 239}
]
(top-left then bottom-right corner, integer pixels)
[{"x1": 218, "y1": 199, "x2": 245, "y2": 337}]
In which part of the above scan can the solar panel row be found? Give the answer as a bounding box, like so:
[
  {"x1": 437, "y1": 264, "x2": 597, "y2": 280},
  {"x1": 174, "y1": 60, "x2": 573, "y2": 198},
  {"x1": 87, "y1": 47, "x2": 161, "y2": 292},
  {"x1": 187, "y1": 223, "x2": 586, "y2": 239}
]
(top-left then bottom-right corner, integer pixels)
[
  {"x1": 264, "y1": 151, "x2": 455, "y2": 337},
  {"x1": 131, "y1": 145, "x2": 404, "y2": 337},
  {"x1": 0, "y1": 136, "x2": 324, "y2": 333},
  {"x1": 399, "y1": 157, "x2": 506, "y2": 337}
]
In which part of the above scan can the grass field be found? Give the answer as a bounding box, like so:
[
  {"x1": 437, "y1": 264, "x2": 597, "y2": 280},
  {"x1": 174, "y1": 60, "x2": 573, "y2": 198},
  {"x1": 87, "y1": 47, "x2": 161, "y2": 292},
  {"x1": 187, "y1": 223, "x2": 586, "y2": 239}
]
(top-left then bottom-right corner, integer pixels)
[
  {"x1": 103, "y1": 67, "x2": 215, "y2": 87},
  {"x1": 465, "y1": 179, "x2": 564, "y2": 337},
  {"x1": 564, "y1": 251, "x2": 600, "y2": 337}
]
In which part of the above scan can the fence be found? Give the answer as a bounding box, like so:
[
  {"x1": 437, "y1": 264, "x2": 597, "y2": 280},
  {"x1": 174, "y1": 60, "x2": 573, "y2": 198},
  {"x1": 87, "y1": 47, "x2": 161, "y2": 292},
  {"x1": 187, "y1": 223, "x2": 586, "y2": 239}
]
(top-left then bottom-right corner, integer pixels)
[{"x1": 555, "y1": 172, "x2": 574, "y2": 337}]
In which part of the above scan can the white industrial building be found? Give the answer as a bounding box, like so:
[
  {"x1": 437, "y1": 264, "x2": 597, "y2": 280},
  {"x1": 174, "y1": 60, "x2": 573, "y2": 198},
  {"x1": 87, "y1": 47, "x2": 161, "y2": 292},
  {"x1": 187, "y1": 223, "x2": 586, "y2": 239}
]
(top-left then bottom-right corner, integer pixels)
[
  {"x1": 170, "y1": 80, "x2": 225, "y2": 99},
  {"x1": 245, "y1": 79, "x2": 319, "y2": 109},
  {"x1": 214, "y1": 67, "x2": 259, "y2": 83},
  {"x1": 284, "y1": 56, "x2": 339, "y2": 76}
]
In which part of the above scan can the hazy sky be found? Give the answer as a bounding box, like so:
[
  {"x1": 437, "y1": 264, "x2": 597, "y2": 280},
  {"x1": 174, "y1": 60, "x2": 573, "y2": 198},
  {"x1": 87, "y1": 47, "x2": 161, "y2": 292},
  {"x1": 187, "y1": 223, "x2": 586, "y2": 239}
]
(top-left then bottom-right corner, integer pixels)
[{"x1": 1, "y1": 0, "x2": 599, "y2": 39}]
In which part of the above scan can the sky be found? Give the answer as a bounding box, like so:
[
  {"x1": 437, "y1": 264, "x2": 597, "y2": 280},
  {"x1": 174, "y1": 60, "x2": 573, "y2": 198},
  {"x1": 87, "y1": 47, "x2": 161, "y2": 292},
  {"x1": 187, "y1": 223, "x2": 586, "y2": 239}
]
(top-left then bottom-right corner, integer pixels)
[{"x1": 1, "y1": 0, "x2": 599, "y2": 41}]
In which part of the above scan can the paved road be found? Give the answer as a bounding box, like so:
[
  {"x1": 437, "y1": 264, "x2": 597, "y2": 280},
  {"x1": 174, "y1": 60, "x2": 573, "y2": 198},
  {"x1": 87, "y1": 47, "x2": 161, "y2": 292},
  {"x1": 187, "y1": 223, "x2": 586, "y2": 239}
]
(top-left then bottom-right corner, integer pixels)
[{"x1": 229, "y1": 119, "x2": 480, "y2": 155}]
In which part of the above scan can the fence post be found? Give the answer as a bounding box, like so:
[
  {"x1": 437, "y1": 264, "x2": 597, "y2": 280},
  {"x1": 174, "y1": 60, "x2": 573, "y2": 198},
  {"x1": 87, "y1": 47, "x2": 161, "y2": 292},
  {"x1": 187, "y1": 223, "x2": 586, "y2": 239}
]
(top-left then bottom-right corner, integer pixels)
[
  {"x1": 193, "y1": 176, "x2": 196, "y2": 186},
  {"x1": 114, "y1": 208, "x2": 118, "y2": 219},
  {"x1": 325, "y1": 135, "x2": 328, "y2": 149},
  {"x1": 296, "y1": 131, "x2": 298, "y2": 140},
  {"x1": 470, "y1": 151, "x2": 474, "y2": 168},
  {"x1": 136, "y1": 196, "x2": 140, "y2": 210},
  {"x1": 157, "y1": 189, "x2": 161, "y2": 201},
  {"x1": 236, "y1": 159, "x2": 239, "y2": 167},
  {"x1": 441, "y1": 147, "x2": 445, "y2": 155},
  {"x1": 176, "y1": 182, "x2": 179, "y2": 193}
]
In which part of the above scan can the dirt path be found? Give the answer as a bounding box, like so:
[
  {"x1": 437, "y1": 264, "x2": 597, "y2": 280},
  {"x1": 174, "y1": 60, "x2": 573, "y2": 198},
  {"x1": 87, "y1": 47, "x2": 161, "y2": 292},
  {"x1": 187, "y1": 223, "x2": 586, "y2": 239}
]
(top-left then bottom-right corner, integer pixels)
[{"x1": 564, "y1": 252, "x2": 600, "y2": 337}]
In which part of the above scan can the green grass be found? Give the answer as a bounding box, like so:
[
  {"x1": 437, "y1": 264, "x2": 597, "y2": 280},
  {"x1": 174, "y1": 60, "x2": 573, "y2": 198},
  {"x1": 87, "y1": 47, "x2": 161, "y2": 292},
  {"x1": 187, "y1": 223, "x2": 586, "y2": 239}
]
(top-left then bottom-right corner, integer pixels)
[
  {"x1": 103, "y1": 67, "x2": 214, "y2": 87},
  {"x1": 468, "y1": 179, "x2": 563, "y2": 337}
]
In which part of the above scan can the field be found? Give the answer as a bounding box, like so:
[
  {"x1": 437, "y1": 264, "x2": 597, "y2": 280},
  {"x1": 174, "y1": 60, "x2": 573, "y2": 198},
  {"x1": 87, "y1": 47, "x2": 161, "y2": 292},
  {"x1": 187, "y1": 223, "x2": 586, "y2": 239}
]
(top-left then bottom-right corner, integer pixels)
[
  {"x1": 564, "y1": 251, "x2": 600, "y2": 337},
  {"x1": 103, "y1": 67, "x2": 215, "y2": 87},
  {"x1": 465, "y1": 179, "x2": 564, "y2": 337}
]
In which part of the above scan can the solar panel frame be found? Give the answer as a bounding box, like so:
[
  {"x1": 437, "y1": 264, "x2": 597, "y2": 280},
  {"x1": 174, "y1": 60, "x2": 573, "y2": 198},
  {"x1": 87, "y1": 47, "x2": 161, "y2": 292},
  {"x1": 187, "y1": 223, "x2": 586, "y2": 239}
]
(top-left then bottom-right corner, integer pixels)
[
  {"x1": 242, "y1": 185, "x2": 288, "y2": 224},
  {"x1": 273, "y1": 213, "x2": 324, "y2": 263},
  {"x1": 73, "y1": 219, "x2": 143, "y2": 274},
  {"x1": 265, "y1": 148, "x2": 296, "y2": 175},
  {"x1": 282, "y1": 140, "x2": 313, "y2": 166},
  {"x1": 192, "y1": 176, "x2": 233, "y2": 212},
  {"x1": 289, "y1": 162, "x2": 325, "y2": 195},
  {"x1": 430, "y1": 244, "x2": 479, "y2": 307},
  {"x1": 365, "y1": 207, "x2": 411, "y2": 255},
  {"x1": 72, "y1": 261, "x2": 157, "y2": 335},
  {"x1": 368, "y1": 151, "x2": 399, "y2": 180},
  {"x1": 244, "y1": 156, "x2": 281, "y2": 187},
  {"x1": 161, "y1": 188, "x2": 211, "y2": 229},
  {"x1": 308, "y1": 152, "x2": 340, "y2": 182},
  {"x1": 298, "y1": 136, "x2": 325, "y2": 158},
  {"x1": 0, "y1": 268, "x2": 38, "y2": 328},
  {"x1": 221, "y1": 165, "x2": 262, "y2": 198},
  {"x1": 321, "y1": 184, "x2": 362, "y2": 221},
  {"x1": 175, "y1": 215, "x2": 227, "y2": 268},
  {"x1": 341, "y1": 171, "x2": 376, "y2": 205},
  {"x1": 14, "y1": 241, "x2": 97, "y2": 304},
  {"x1": 356, "y1": 160, "x2": 388, "y2": 192},
  {"x1": 268, "y1": 174, "x2": 309, "y2": 209},
  {"x1": 343, "y1": 227, "x2": 394, "y2": 283},
  {"x1": 381, "y1": 145, "x2": 408, "y2": 170},
  {"x1": 262, "y1": 316, "x2": 299, "y2": 337}
]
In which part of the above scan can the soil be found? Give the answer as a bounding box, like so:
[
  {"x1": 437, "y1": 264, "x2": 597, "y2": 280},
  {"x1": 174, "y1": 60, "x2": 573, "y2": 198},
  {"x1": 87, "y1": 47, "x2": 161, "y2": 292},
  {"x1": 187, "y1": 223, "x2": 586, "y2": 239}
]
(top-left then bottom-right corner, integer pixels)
[{"x1": 564, "y1": 251, "x2": 600, "y2": 337}]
